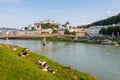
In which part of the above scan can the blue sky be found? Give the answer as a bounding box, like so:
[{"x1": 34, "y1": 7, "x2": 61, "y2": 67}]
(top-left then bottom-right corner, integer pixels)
[{"x1": 0, "y1": 0, "x2": 120, "y2": 29}]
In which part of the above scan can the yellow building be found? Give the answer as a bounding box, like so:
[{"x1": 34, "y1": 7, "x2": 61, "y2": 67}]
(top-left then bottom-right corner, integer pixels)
[{"x1": 73, "y1": 28, "x2": 87, "y2": 37}]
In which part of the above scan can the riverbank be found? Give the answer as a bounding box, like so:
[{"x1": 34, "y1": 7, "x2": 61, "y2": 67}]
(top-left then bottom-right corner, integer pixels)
[
  {"x1": 31, "y1": 37, "x2": 120, "y2": 45},
  {"x1": 0, "y1": 43, "x2": 97, "y2": 80},
  {"x1": 32, "y1": 37, "x2": 72, "y2": 42},
  {"x1": 75, "y1": 37, "x2": 120, "y2": 45},
  {"x1": 2, "y1": 37, "x2": 120, "y2": 46}
]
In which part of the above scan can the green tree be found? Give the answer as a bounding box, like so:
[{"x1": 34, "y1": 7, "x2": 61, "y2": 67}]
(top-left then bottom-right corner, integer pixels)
[
  {"x1": 52, "y1": 29, "x2": 58, "y2": 33},
  {"x1": 31, "y1": 27, "x2": 35, "y2": 31},
  {"x1": 99, "y1": 27, "x2": 107, "y2": 35},
  {"x1": 107, "y1": 26, "x2": 115, "y2": 35},
  {"x1": 114, "y1": 26, "x2": 120, "y2": 36},
  {"x1": 71, "y1": 31, "x2": 76, "y2": 35},
  {"x1": 24, "y1": 27, "x2": 28, "y2": 30},
  {"x1": 99, "y1": 26, "x2": 120, "y2": 37},
  {"x1": 85, "y1": 32, "x2": 88, "y2": 36},
  {"x1": 41, "y1": 23, "x2": 55, "y2": 29},
  {"x1": 87, "y1": 13, "x2": 120, "y2": 27},
  {"x1": 64, "y1": 29, "x2": 70, "y2": 35}
]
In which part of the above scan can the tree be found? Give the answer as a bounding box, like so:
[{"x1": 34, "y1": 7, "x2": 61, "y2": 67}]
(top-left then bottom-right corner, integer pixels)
[
  {"x1": 99, "y1": 26, "x2": 120, "y2": 37},
  {"x1": 114, "y1": 26, "x2": 120, "y2": 36},
  {"x1": 87, "y1": 13, "x2": 120, "y2": 27},
  {"x1": 71, "y1": 31, "x2": 76, "y2": 35},
  {"x1": 107, "y1": 26, "x2": 115, "y2": 35},
  {"x1": 31, "y1": 27, "x2": 35, "y2": 31},
  {"x1": 84, "y1": 32, "x2": 88, "y2": 36},
  {"x1": 64, "y1": 29, "x2": 70, "y2": 35},
  {"x1": 52, "y1": 29, "x2": 58, "y2": 33},
  {"x1": 41, "y1": 23, "x2": 55, "y2": 29},
  {"x1": 99, "y1": 27, "x2": 107, "y2": 35},
  {"x1": 24, "y1": 27, "x2": 28, "y2": 30}
]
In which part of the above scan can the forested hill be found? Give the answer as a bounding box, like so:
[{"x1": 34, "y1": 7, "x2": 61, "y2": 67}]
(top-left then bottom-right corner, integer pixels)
[{"x1": 87, "y1": 13, "x2": 120, "y2": 27}]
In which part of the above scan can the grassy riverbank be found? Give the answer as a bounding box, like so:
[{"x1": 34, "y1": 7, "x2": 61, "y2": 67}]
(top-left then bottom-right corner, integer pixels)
[
  {"x1": 0, "y1": 43, "x2": 97, "y2": 80},
  {"x1": 32, "y1": 37, "x2": 72, "y2": 42},
  {"x1": 75, "y1": 38, "x2": 120, "y2": 44},
  {"x1": 32, "y1": 37, "x2": 120, "y2": 44},
  {"x1": 74, "y1": 38, "x2": 104, "y2": 43}
]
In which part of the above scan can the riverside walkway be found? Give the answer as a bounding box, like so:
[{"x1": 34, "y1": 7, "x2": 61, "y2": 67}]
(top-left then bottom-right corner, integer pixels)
[{"x1": 0, "y1": 33, "x2": 78, "y2": 39}]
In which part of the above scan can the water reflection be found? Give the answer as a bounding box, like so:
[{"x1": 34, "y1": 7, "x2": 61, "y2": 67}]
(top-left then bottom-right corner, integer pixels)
[{"x1": 42, "y1": 45, "x2": 46, "y2": 54}]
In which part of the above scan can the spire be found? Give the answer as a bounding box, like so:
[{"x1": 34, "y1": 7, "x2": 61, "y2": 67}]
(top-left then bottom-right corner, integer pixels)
[{"x1": 65, "y1": 21, "x2": 70, "y2": 25}]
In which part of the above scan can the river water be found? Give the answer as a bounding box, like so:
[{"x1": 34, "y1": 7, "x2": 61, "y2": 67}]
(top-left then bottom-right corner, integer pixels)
[{"x1": 0, "y1": 39, "x2": 120, "y2": 80}]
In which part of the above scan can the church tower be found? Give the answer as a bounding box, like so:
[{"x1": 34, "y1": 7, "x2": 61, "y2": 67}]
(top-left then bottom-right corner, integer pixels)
[{"x1": 65, "y1": 21, "x2": 71, "y2": 30}]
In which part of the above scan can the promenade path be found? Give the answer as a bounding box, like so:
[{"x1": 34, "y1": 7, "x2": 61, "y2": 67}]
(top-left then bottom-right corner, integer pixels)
[{"x1": 0, "y1": 33, "x2": 78, "y2": 39}]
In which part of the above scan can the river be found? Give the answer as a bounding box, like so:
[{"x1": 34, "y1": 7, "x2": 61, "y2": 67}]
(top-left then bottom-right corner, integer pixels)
[{"x1": 0, "y1": 39, "x2": 120, "y2": 80}]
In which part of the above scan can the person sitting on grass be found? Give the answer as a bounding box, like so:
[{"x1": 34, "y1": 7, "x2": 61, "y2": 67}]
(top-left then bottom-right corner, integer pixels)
[
  {"x1": 47, "y1": 66, "x2": 56, "y2": 74},
  {"x1": 18, "y1": 48, "x2": 29, "y2": 57},
  {"x1": 22, "y1": 48, "x2": 29, "y2": 56},
  {"x1": 42, "y1": 63, "x2": 49, "y2": 71},
  {"x1": 18, "y1": 52, "x2": 26, "y2": 57},
  {"x1": 37, "y1": 58, "x2": 56, "y2": 74},
  {"x1": 38, "y1": 58, "x2": 46, "y2": 67}
]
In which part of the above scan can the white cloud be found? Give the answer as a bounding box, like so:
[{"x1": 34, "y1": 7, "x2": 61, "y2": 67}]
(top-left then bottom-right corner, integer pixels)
[{"x1": 107, "y1": 10, "x2": 119, "y2": 17}]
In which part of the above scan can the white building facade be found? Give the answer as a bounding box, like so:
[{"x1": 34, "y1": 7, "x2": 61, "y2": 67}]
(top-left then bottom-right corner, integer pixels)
[{"x1": 86, "y1": 26, "x2": 107, "y2": 37}]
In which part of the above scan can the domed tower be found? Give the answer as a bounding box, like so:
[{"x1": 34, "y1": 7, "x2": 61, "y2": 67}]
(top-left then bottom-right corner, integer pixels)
[{"x1": 65, "y1": 21, "x2": 71, "y2": 30}]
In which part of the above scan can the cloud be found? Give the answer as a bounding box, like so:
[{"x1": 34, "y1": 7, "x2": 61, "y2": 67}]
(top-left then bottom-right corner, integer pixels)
[{"x1": 107, "y1": 10, "x2": 120, "y2": 17}]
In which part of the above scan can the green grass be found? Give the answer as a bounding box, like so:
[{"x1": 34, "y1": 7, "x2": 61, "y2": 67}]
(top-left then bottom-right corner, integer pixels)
[
  {"x1": 32, "y1": 37, "x2": 72, "y2": 42},
  {"x1": 0, "y1": 43, "x2": 97, "y2": 80},
  {"x1": 111, "y1": 38, "x2": 120, "y2": 44}
]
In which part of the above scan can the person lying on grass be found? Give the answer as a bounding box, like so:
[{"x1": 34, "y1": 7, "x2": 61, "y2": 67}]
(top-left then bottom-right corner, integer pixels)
[{"x1": 38, "y1": 58, "x2": 55, "y2": 74}]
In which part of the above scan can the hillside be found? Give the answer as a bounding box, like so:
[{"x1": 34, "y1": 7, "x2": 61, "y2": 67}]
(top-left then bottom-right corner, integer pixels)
[
  {"x1": 0, "y1": 43, "x2": 97, "y2": 80},
  {"x1": 87, "y1": 13, "x2": 120, "y2": 27}
]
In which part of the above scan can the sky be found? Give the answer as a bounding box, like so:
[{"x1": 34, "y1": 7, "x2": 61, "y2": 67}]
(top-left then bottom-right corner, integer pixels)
[{"x1": 0, "y1": 0, "x2": 120, "y2": 29}]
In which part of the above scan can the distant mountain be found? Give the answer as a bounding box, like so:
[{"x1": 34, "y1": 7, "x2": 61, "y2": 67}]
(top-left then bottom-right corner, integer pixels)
[
  {"x1": 0, "y1": 28, "x2": 18, "y2": 30},
  {"x1": 87, "y1": 13, "x2": 120, "y2": 27}
]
